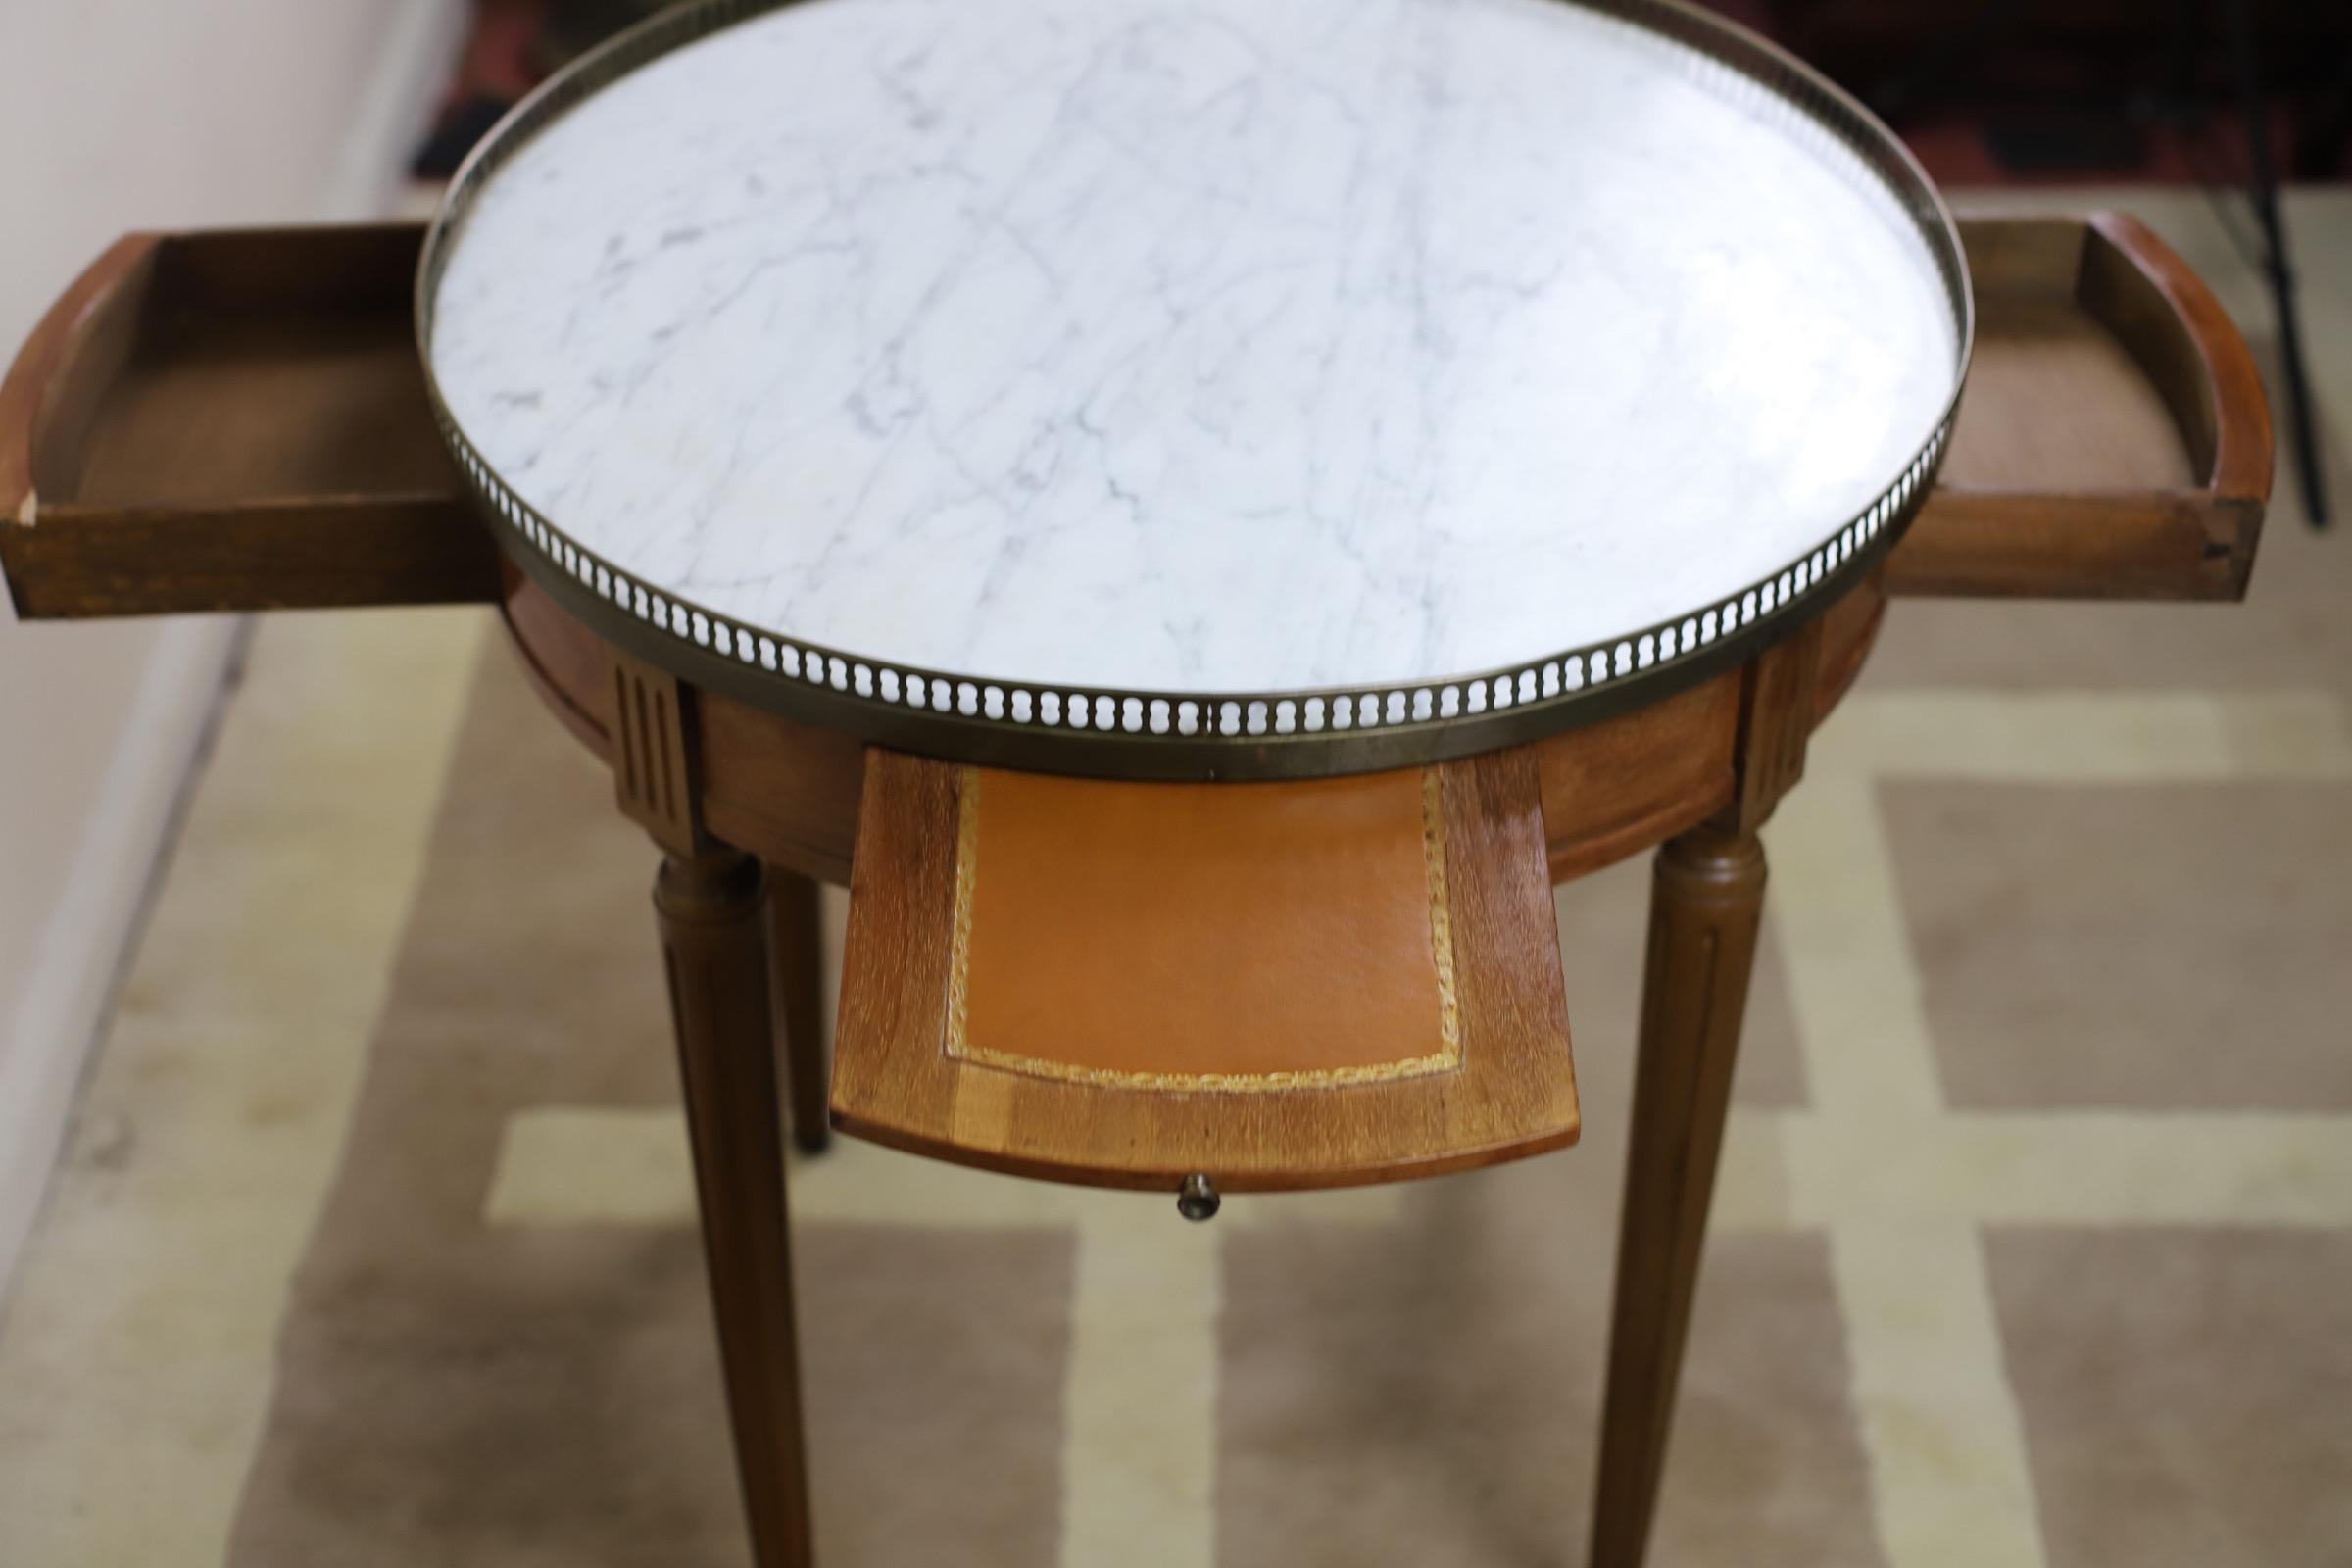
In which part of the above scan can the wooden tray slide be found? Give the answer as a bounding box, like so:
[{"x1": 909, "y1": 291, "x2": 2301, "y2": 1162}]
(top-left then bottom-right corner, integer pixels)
[
  {"x1": 1892, "y1": 211, "x2": 2271, "y2": 600},
  {"x1": 0, "y1": 224, "x2": 493, "y2": 617},
  {"x1": 832, "y1": 749, "x2": 1580, "y2": 1191}
]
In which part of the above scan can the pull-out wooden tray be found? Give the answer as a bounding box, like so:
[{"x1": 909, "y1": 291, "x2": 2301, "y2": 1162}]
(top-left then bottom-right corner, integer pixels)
[
  {"x1": 833, "y1": 750, "x2": 1578, "y2": 1192},
  {"x1": 1896, "y1": 212, "x2": 2270, "y2": 600},
  {"x1": 0, "y1": 224, "x2": 493, "y2": 616}
]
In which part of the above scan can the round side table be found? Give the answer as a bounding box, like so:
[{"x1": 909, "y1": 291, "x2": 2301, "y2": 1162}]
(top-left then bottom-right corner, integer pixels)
[
  {"x1": 415, "y1": 9, "x2": 1973, "y2": 1551},
  {"x1": 0, "y1": 0, "x2": 2270, "y2": 1562}
]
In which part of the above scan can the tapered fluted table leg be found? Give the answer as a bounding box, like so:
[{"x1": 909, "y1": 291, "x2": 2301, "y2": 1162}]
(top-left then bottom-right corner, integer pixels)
[
  {"x1": 658, "y1": 848, "x2": 815, "y2": 1568},
  {"x1": 766, "y1": 866, "x2": 831, "y2": 1154},
  {"x1": 1591, "y1": 824, "x2": 1768, "y2": 1568}
]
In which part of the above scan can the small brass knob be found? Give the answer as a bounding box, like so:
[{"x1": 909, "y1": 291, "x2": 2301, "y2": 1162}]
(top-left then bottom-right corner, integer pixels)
[{"x1": 1177, "y1": 1173, "x2": 1221, "y2": 1222}]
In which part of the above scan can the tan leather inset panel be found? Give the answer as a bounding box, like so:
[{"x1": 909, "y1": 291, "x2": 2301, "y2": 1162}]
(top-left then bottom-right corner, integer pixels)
[
  {"x1": 834, "y1": 748, "x2": 1575, "y2": 1190},
  {"x1": 953, "y1": 766, "x2": 1456, "y2": 1089}
]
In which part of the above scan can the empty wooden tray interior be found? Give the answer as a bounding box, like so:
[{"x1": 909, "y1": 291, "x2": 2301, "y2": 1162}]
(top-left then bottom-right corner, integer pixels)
[{"x1": 0, "y1": 223, "x2": 491, "y2": 618}]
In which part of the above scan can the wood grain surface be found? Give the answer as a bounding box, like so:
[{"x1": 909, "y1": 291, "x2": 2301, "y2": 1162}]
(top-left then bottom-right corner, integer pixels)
[
  {"x1": 0, "y1": 225, "x2": 495, "y2": 618},
  {"x1": 1591, "y1": 823, "x2": 1772, "y2": 1568},
  {"x1": 1892, "y1": 212, "x2": 2271, "y2": 600},
  {"x1": 655, "y1": 848, "x2": 815, "y2": 1568}
]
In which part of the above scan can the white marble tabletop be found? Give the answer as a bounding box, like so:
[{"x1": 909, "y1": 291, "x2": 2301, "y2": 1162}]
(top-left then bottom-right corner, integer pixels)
[{"x1": 429, "y1": 0, "x2": 1960, "y2": 701}]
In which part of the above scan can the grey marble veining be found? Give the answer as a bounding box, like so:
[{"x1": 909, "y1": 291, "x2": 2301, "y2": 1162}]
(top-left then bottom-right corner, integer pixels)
[{"x1": 429, "y1": 0, "x2": 1959, "y2": 695}]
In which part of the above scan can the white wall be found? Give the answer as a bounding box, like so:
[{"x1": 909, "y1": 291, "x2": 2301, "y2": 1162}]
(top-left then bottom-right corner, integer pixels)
[{"x1": 0, "y1": 0, "x2": 466, "y2": 1290}]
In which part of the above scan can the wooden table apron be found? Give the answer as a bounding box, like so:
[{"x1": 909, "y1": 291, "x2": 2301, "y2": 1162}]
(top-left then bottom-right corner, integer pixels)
[
  {"x1": 0, "y1": 202, "x2": 2270, "y2": 1568},
  {"x1": 500, "y1": 557, "x2": 1881, "y2": 890}
]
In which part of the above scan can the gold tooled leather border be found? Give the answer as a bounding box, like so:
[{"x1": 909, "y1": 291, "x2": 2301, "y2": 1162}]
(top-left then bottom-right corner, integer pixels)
[{"x1": 943, "y1": 767, "x2": 1462, "y2": 1092}]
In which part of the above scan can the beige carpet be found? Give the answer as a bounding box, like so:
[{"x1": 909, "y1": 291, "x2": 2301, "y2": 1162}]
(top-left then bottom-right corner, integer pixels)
[{"x1": 2, "y1": 193, "x2": 2350, "y2": 1567}]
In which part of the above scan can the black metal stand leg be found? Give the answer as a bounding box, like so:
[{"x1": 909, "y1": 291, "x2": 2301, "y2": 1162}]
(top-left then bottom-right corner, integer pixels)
[{"x1": 2223, "y1": 0, "x2": 2329, "y2": 530}]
